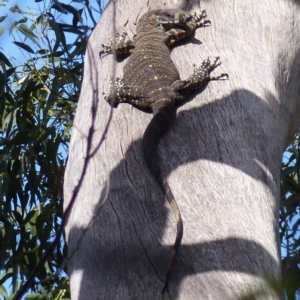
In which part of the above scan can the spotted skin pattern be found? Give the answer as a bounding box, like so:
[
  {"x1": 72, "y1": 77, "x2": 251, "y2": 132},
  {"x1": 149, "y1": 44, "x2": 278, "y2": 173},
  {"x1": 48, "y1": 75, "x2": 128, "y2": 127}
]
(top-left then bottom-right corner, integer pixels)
[{"x1": 101, "y1": 9, "x2": 227, "y2": 299}]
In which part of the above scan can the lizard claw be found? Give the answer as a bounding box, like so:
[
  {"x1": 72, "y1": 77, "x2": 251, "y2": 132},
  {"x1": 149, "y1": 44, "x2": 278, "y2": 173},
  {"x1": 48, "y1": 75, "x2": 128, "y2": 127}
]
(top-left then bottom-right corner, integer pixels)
[
  {"x1": 210, "y1": 72, "x2": 229, "y2": 81},
  {"x1": 193, "y1": 10, "x2": 211, "y2": 28},
  {"x1": 206, "y1": 57, "x2": 229, "y2": 80},
  {"x1": 99, "y1": 43, "x2": 112, "y2": 57},
  {"x1": 193, "y1": 57, "x2": 228, "y2": 81},
  {"x1": 99, "y1": 32, "x2": 129, "y2": 57},
  {"x1": 196, "y1": 56, "x2": 220, "y2": 73},
  {"x1": 115, "y1": 77, "x2": 125, "y2": 87}
]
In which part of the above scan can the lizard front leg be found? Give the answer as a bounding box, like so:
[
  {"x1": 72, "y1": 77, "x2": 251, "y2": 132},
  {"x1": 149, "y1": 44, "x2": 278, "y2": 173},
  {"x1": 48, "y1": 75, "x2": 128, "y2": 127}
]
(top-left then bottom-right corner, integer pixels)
[
  {"x1": 164, "y1": 10, "x2": 211, "y2": 45},
  {"x1": 171, "y1": 57, "x2": 228, "y2": 103},
  {"x1": 99, "y1": 32, "x2": 135, "y2": 57}
]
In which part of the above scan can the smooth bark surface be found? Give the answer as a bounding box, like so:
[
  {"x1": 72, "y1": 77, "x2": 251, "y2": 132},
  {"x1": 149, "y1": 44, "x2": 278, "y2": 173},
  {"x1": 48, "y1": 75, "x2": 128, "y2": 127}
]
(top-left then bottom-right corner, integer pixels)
[{"x1": 64, "y1": 0, "x2": 300, "y2": 299}]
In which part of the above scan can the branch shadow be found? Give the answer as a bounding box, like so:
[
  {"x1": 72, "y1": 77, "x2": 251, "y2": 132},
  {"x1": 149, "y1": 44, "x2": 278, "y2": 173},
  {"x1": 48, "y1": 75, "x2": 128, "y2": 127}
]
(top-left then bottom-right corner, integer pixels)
[{"x1": 67, "y1": 88, "x2": 287, "y2": 299}]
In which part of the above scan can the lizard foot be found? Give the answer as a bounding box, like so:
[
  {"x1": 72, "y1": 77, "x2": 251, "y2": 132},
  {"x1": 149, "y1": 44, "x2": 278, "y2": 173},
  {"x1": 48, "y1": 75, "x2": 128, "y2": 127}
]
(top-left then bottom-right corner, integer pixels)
[
  {"x1": 193, "y1": 10, "x2": 211, "y2": 28},
  {"x1": 194, "y1": 57, "x2": 229, "y2": 80},
  {"x1": 99, "y1": 37, "x2": 114, "y2": 57},
  {"x1": 114, "y1": 77, "x2": 125, "y2": 87},
  {"x1": 99, "y1": 32, "x2": 128, "y2": 57}
]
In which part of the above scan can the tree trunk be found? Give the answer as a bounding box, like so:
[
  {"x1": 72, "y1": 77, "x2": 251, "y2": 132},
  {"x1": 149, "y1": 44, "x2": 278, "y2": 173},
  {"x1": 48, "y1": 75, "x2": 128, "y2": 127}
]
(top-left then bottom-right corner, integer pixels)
[{"x1": 64, "y1": 0, "x2": 300, "y2": 299}]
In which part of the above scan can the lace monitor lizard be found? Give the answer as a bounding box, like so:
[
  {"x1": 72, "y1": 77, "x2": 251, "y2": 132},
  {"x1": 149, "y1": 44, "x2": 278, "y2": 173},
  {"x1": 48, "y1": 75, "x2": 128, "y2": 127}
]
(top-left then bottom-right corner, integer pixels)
[{"x1": 100, "y1": 8, "x2": 227, "y2": 299}]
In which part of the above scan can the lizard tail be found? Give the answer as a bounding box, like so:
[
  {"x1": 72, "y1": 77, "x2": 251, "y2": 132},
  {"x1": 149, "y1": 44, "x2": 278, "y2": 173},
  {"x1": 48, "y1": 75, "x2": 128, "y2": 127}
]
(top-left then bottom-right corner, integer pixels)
[{"x1": 142, "y1": 104, "x2": 183, "y2": 299}]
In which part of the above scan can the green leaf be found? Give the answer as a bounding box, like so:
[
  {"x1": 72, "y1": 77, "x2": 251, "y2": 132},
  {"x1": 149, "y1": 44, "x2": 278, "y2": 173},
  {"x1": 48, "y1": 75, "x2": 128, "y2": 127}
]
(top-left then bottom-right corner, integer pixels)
[
  {"x1": 17, "y1": 24, "x2": 38, "y2": 46},
  {"x1": 0, "y1": 284, "x2": 8, "y2": 297},
  {"x1": 6, "y1": 67, "x2": 16, "y2": 78},
  {"x1": 9, "y1": 132, "x2": 30, "y2": 146},
  {"x1": 0, "y1": 52, "x2": 12, "y2": 67},
  {"x1": 36, "y1": 49, "x2": 49, "y2": 55},
  {"x1": 48, "y1": 19, "x2": 63, "y2": 53},
  {"x1": 11, "y1": 159, "x2": 21, "y2": 177},
  {"x1": 24, "y1": 293, "x2": 45, "y2": 300},
  {"x1": 0, "y1": 16, "x2": 7, "y2": 23},
  {"x1": 9, "y1": 5, "x2": 21, "y2": 13},
  {"x1": 13, "y1": 41, "x2": 35, "y2": 54},
  {"x1": 0, "y1": 268, "x2": 14, "y2": 286},
  {"x1": 39, "y1": 285, "x2": 50, "y2": 299},
  {"x1": 16, "y1": 17, "x2": 28, "y2": 24},
  {"x1": 24, "y1": 210, "x2": 38, "y2": 224},
  {"x1": 12, "y1": 211, "x2": 22, "y2": 225}
]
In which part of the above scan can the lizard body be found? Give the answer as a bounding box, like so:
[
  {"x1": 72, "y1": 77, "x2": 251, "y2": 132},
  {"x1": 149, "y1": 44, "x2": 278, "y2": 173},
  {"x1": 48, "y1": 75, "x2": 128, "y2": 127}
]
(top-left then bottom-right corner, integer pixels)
[{"x1": 100, "y1": 9, "x2": 227, "y2": 299}]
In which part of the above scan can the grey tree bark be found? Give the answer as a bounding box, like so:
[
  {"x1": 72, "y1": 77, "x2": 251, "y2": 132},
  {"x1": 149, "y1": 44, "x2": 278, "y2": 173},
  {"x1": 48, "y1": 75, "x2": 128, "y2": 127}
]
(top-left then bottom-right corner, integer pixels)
[{"x1": 63, "y1": 0, "x2": 300, "y2": 299}]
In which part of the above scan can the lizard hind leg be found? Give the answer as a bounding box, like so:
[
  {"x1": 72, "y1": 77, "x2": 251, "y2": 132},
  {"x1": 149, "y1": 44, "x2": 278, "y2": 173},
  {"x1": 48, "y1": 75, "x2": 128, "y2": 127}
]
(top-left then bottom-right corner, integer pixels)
[
  {"x1": 104, "y1": 78, "x2": 152, "y2": 109},
  {"x1": 103, "y1": 77, "x2": 125, "y2": 107},
  {"x1": 171, "y1": 56, "x2": 228, "y2": 101}
]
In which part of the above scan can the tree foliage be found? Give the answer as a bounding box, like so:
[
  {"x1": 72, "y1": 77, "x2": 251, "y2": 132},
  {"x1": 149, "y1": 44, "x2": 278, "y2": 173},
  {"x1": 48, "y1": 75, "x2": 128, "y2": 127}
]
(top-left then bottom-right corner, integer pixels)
[
  {"x1": 0, "y1": 0, "x2": 102, "y2": 299},
  {"x1": 280, "y1": 133, "x2": 300, "y2": 299},
  {"x1": 0, "y1": 0, "x2": 299, "y2": 299}
]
